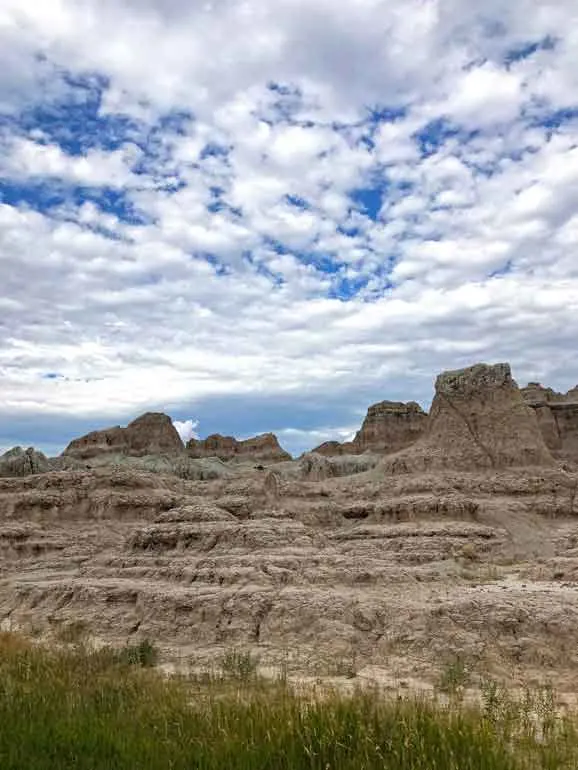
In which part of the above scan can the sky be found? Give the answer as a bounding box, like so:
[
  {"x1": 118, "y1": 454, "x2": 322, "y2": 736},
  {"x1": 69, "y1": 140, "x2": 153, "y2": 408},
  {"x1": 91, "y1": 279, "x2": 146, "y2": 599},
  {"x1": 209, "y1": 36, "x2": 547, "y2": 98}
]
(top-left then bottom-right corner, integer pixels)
[{"x1": 1, "y1": 0, "x2": 578, "y2": 457}]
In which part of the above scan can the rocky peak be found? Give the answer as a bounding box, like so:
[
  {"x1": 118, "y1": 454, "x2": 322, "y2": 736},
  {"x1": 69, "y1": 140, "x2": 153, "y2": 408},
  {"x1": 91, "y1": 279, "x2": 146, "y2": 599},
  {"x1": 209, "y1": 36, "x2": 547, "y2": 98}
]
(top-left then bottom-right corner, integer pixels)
[
  {"x1": 352, "y1": 400, "x2": 427, "y2": 454},
  {"x1": 383, "y1": 362, "x2": 555, "y2": 472},
  {"x1": 311, "y1": 400, "x2": 427, "y2": 457},
  {"x1": 63, "y1": 412, "x2": 184, "y2": 460},
  {"x1": 521, "y1": 383, "x2": 562, "y2": 406},
  {"x1": 435, "y1": 361, "x2": 512, "y2": 396},
  {"x1": 124, "y1": 412, "x2": 184, "y2": 455}
]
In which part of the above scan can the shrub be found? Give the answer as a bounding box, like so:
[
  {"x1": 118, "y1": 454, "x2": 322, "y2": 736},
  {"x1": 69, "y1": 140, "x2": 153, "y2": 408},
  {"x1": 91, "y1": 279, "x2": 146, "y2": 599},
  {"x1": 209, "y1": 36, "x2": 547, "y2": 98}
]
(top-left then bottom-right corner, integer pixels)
[
  {"x1": 219, "y1": 648, "x2": 259, "y2": 681},
  {"x1": 117, "y1": 638, "x2": 159, "y2": 668}
]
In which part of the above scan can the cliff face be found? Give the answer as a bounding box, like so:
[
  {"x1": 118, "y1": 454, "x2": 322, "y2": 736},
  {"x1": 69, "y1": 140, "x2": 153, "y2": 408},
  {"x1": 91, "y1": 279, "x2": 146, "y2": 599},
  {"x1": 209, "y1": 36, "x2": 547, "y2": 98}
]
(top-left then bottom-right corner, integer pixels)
[
  {"x1": 63, "y1": 413, "x2": 185, "y2": 460},
  {"x1": 311, "y1": 401, "x2": 427, "y2": 456},
  {"x1": 383, "y1": 363, "x2": 555, "y2": 473},
  {"x1": 522, "y1": 383, "x2": 578, "y2": 465},
  {"x1": 187, "y1": 432, "x2": 291, "y2": 463}
]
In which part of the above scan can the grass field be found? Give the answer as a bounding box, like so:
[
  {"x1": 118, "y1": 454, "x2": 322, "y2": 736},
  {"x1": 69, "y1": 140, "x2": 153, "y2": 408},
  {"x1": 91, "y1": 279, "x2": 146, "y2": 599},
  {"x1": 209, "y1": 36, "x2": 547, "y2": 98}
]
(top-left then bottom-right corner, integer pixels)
[{"x1": 0, "y1": 632, "x2": 577, "y2": 769}]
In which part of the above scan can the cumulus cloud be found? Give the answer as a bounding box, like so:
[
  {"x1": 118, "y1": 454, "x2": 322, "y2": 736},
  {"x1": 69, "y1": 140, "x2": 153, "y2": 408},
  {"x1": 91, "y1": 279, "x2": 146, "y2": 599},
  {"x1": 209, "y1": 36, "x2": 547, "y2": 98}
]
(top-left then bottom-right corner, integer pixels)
[
  {"x1": 172, "y1": 419, "x2": 199, "y2": 444},
  {"x1": 0, "y1": 0, "x2": 577, "y2": 454}
]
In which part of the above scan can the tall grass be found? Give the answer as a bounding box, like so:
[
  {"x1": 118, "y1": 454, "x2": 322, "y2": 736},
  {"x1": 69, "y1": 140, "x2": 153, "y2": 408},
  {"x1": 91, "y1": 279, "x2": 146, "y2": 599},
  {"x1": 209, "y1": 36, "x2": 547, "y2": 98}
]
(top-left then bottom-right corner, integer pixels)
[{"x1": 0, "y1": 632, "x2": 576, "y2": 769}]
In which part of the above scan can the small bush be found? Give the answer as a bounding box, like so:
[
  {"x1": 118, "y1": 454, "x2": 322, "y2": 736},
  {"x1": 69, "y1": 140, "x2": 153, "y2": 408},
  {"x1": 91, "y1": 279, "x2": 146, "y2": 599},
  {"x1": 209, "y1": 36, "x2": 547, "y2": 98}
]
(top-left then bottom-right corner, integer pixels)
[
  {"x1": 55, "y1": 620, "x2": 88, "y2": 645},
  {"x1": 219, "y1": 648, "x2": 259, "y2": 681},
  {"x1": 117, "y1": 638, "x2": 159, "y2": 668},
  {"x1": 437, "y1": 654, "x2": 470, "y2": 697}
]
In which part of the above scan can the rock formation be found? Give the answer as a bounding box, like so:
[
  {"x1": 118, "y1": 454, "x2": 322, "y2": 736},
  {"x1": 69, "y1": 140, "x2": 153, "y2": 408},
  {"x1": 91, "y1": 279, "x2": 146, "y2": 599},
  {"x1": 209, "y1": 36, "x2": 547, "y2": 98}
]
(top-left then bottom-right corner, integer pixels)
[
  {"x1": 311, "y1": 401, "x2": 427, "y2": 456},
  {"x1": 383, "y1": 363, "x2": 555, "y2": 473},
  {"x1": 521, "y1": 382, "x2": 578, "y2": 465},
  {"x1": 298, "y1": 452, "x2": 379, "y2": 480},
  {"x1": 0, "y1": 447, "x2": 50, "y2": 477},
  {"x1": 1, "y1": 457, "x2": 578, "y2": 690},
  {"x1": 187, "y1": 432, "x2": 291, "y2": 463},
  {"x1": 63, "y1": 412, "x2": 185, "y2": 460},
  {"x1": 310, "y1": 440, "x2": 356, "y2": 457},
  {"x1": 5, "y1": 359, "x2": 578, "y2": 693},
  {"x1": 353, "y1": 400, "x2": 428, "y2": 453}
]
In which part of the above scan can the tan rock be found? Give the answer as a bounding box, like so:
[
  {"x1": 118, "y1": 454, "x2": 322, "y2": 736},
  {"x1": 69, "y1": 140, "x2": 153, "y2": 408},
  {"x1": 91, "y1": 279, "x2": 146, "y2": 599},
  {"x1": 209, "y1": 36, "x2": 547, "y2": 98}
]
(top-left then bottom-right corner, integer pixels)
[
  {"x1": 0, "y1": 468, "x2": 184, "y2": 521},
  {"x1": 1, "y1": 456, "x2": 578, "y2": 689},
  {"x1": 63, "y1": 412, "x2": 184, "y2": 460},
  {"x1": 352, "y1": 400, "x2": 428, "y2": 453},
  {"x1": 187, "y1": 432, "x2": 291, "y2": 463},
  {"x1": 522, "y1": 382, "x2": 578, "y2": 465},
  {"x1": 311, "y1": 441, "x2": 356, "y2": 457},
  {"x1": 383, "y1": 363, "x2": 555, "y2": 472},
  {"x1": 311, "y1": 401, "x2": 427, "y2": 456}
]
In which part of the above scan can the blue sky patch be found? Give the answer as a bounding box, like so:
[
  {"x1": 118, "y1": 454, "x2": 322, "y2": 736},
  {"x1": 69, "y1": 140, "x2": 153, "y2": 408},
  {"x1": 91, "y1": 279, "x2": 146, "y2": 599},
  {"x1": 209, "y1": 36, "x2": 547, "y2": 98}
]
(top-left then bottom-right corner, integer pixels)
[{"x1": 14, "y1": 72, "x2": 140, "y2": 155}]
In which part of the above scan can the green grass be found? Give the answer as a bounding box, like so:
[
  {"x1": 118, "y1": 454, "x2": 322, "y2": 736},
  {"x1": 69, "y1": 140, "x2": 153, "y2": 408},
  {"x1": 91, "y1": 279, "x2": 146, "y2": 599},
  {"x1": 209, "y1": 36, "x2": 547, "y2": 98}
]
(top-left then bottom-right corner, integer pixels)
[{"x1": 0, "y1": 633, "x2": 577, "y2": 769}]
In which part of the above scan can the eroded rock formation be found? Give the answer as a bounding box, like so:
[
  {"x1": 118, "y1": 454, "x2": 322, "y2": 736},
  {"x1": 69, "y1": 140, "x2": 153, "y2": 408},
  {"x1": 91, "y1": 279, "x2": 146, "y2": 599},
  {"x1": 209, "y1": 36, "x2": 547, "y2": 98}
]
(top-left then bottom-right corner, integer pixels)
[
  {"x1": 4, "y1": 360, "x2": 578, "y2": 693},
  {"x1": 187, "y1": 432, "x2": 291, "y2": 463},
  {"x1": 63, "y1": 412, "x2": 185, "y2": 460},
  {"x1": 1, "y1": 460, "x2": 578, "y2": 689},
  {"x1": 0, "y1": 447, "x2": 50, "y2": 477},
  {"x1": 311, "y1": 401, "x2": 427, "y2": 456},
  {"x1": 383, "y1": 363, "x2": 555, "y2": 473},
  {"x1": 353, "y1": 400, "x2": 428, "y2": 453},
  {"x1": 522, "y1": 383, "x2": 578, "y2": 465}
]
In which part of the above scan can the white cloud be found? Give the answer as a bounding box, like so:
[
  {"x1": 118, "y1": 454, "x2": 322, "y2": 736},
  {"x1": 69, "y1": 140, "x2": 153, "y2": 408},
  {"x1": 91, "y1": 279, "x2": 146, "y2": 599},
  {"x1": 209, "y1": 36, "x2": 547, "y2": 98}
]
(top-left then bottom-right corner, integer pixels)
[
  {"x1": 2, "y1": 138, "x2": 139, "y2": 187},
  {"x1": 443, "y1": 63, "x2": 525, "y2": 126},
  {"x1": 172, "y1": 419, "x2": 199, "y2": 444},
  {"x1": 0, "y1": 0, "x2": 578, "y2": 450}
]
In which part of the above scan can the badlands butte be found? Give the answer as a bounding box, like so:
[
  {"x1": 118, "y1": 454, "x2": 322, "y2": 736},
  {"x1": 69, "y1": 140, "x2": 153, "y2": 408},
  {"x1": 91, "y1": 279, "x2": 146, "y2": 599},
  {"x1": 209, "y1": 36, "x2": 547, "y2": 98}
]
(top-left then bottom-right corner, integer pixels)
[{"x1": 1, "y1": 362, "x2": 578, "y2": 693}]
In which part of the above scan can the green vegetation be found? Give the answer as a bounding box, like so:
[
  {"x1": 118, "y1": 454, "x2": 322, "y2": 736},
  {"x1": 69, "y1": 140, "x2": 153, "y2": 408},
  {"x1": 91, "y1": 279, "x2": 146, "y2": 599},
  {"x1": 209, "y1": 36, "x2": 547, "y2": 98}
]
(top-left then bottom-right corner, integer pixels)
[
  {"x1": 1, "y1": 632, "x2": 577, "y2": 769},
  {"x1": 436, "y1": 654, "x2": 471, "y2": 698},
  {"x1": 219, "y1": 647, "x2": 260, "y2": 681}
]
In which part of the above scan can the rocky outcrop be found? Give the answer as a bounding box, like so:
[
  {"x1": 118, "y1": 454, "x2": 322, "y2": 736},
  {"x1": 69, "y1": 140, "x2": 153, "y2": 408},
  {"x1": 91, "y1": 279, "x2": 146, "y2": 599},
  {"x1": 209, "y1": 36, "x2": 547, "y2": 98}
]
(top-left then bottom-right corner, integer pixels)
[
  {"x1": 353, "y1": 401, "x2": 428, "y2": 453},
  {"x1": 0, "y1": 468, "x2": 185, "y2": 521},
  {"x1": 383, "y1": 363, "x2": 555, "y2": 473},
  {"x1": 63, "y1": 413, "x2": 184, "y2": 460},
  {"x1": 187, "y1": 432, "x2": 291, "y2": 463},
  {"x1": 310, "y1": 440, "x2": 356, "y2": 457},
  {"x1": 298, "y1": 452, "x2": 379, "y2": 480},
  {"x1": 522, "y1": 383, "x2": 578, "y2": 465},
  {"x1": 0, "y1": 447, "x2": 50, "y2": 477},
  {"x1": 311, "y1": 401, "x2": 427, "y2": 456}
]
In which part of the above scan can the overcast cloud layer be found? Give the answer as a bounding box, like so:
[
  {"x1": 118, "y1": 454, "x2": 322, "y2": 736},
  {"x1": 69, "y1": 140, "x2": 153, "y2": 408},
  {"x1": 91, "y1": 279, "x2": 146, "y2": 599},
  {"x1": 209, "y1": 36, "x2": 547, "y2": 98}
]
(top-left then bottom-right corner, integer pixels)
[{"x1": 1, "y1": 0, "x2": 578, "y2": 456}]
